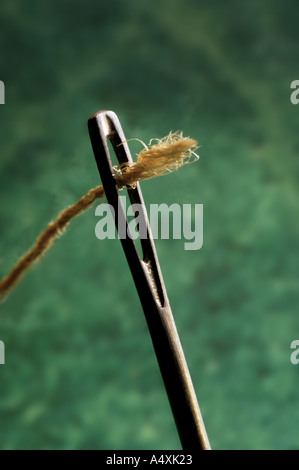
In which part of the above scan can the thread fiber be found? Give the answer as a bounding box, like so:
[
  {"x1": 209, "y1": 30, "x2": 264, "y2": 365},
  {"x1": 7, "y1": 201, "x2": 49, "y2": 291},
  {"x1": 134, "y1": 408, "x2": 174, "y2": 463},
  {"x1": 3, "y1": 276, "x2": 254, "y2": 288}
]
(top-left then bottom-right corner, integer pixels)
[{"x1": 0, "y1": 132, "x2": 198, "y2": 302}]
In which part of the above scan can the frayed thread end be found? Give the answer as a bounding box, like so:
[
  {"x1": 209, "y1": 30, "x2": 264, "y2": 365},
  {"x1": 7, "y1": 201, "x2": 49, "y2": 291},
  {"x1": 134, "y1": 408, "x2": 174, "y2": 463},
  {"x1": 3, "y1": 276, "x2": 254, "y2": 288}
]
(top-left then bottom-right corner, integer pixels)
[{"x1": 115, "y1": 131, "x2": 199, "y2": 188}]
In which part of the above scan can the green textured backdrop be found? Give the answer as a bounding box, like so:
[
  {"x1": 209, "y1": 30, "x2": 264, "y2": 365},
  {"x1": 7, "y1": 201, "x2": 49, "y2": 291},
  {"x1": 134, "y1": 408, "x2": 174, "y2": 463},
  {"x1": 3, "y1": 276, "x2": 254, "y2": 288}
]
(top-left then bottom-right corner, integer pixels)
[{"x1": 0, "y1": 0, "x2": 299, "y2": 450}]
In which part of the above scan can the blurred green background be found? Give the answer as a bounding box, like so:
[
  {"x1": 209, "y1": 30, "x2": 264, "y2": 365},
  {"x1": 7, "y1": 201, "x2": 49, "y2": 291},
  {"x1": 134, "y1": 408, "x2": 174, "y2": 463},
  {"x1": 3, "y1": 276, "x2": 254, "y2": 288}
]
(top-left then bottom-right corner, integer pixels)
[{"x1": 0, "y1": 0, "x2": 299, "y2": 450}]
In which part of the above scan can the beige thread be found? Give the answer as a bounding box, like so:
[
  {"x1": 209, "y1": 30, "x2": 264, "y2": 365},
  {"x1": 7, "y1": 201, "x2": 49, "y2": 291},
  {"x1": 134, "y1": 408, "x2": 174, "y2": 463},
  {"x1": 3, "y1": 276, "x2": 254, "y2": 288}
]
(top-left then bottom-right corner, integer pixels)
[{"x1": 0, "y1": 132, "x2": 199, "y2": 302}]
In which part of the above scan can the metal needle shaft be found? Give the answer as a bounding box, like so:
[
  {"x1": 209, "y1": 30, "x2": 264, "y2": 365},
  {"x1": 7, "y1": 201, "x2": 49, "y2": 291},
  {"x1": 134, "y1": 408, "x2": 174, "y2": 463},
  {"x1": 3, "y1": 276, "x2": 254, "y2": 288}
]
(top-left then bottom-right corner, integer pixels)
[{"x1": 88, "y1": 110, "x2": 211, "y2": 450}]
